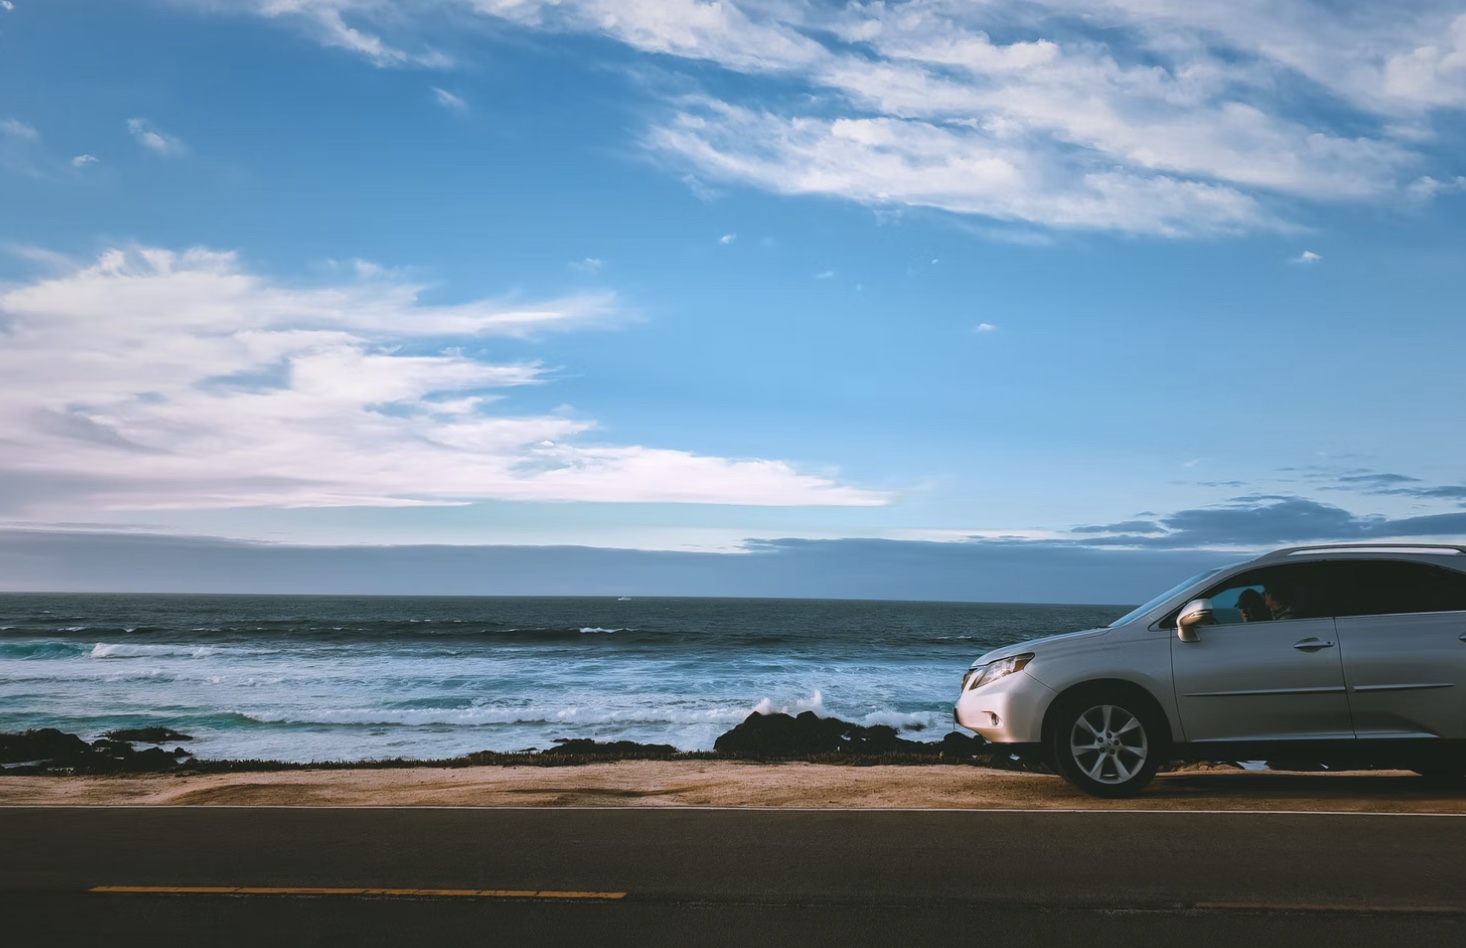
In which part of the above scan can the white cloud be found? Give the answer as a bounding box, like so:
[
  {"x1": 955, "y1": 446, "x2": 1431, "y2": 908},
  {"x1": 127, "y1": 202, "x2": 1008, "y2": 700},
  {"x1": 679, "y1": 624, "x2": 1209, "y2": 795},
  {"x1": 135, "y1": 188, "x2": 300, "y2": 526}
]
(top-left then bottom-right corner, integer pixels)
[
  {"x1": 1, "y1": 118, "x2": 44, "y2": 175},
  {"x1": 974, "y1": 323, "x2": 997, "y2": 333},
  {"x1": 3, "y1": 245, "x2": 78, "y2": 270},
  {"x1": 431, "y1": 87, "x2": 468, "y2": 111},
  {"x1": 126, "y1": 118, "x2": 186, "y2": 156},
  {"x1": 193, "y1": 0, "x2": 450, "y2": 67},
  {"x1": 184, "y1": 1, "x2": 1466, "y2": 236},
  {"x1": 814, "y1": 269, "x2": 835, "y2": 279},
  {"x1": 650, "y1": 100, "x2": 1266, "y2": 236},
  {"x1": 1382, "y1": 13, "x2": 1466, "y2": 109},
  {"x1": 0, "y1": 3, "x2": 13, "y2": 11},
  {"x1": 718, "y1": 233, "x2": 736, "y2": 244},
  {"x1": 1293, "y1": 250, "x2": 1323, "y2": 263},
  {"x1": 0, "y1": 246, "x2": 887, "y2": 514},
  {"x1": 569, "y1": 256, "x2": 604, "y2": 273},
  {"x1": 1, "y1": 118, "x2": 37, "y2": 141},
  {"x1": 2, "y1": 123, "x2": 100, "y2": 178},
  {"x1": 1406, "y1": 174, "x2": 1466, "y2": 200}
]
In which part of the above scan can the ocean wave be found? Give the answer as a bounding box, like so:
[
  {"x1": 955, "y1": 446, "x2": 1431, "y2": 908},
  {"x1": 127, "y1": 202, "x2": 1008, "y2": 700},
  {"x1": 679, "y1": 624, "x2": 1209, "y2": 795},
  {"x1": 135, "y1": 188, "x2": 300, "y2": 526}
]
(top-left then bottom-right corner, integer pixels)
[
  {"x1": 233, "y1": 704, "x2": 758, "y2": 729},
  {"x1": 204, "y1": 675, "x2": 288, "y2": 686},
  {"x1": 0, "y1": 641, "x2": 92, "y2": 660},
  {"x1": 749, "y1": 690, "x2": 828, "y2": 718},
  {"x1": 0, "y1": 622, "x2": 817, "y2": 648},
  {"x1": 858, "y1": 709, "x2": 943, "y2": 732},
  {"x1": 0, "y1": 625, "x2": 167, "y2": 638},
  {"x1": 746, "y1": 693, "x2": 939, "y2": 733},
  {"x1": 89, "y1": 642, "x2": 258, "y2": 660}
]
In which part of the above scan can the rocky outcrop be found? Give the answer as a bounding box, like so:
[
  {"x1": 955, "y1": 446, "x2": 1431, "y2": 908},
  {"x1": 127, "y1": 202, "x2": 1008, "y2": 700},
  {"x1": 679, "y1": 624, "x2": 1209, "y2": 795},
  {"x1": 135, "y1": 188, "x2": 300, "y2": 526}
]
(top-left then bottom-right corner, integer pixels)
[
  {"x1": 0, "y1": 728, "x2": 91, "y2": 765},
  {"x1": 0, "y1": 728, "x2": 190, "y2": 774},
  {"x1": 1, "y1": 716, "x2": 999, "y2": 771},
  {"x1": 714, "y1": 711, "x2": 990, "y2": 760}
]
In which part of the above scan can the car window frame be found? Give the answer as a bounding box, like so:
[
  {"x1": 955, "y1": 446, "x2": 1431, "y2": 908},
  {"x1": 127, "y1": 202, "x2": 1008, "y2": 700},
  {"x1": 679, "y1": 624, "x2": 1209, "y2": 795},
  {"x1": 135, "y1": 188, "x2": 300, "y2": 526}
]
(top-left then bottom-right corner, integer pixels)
[
  {"x1": 1156, "y1": 561, "x2": 1344, "y2": 629},
  {"x1": 1328, "y1": 559, "x2": 1466, "y2": 619}
]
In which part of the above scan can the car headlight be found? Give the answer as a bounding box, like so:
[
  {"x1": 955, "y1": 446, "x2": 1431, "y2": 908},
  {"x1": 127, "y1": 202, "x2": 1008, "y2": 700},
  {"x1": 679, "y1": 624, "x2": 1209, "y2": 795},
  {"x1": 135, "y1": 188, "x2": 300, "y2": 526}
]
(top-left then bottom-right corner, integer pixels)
[{"x1": 963, "y1": 653, "x2": 1034, "y2": 691}]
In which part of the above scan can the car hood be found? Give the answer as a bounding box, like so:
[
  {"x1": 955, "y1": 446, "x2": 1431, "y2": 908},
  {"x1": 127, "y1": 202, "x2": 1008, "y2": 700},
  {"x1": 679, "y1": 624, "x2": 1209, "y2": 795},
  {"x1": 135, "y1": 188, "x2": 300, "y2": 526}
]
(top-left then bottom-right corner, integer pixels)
[{"x1": 970, "y1": 627, "x2": 1110, "y2": 667}]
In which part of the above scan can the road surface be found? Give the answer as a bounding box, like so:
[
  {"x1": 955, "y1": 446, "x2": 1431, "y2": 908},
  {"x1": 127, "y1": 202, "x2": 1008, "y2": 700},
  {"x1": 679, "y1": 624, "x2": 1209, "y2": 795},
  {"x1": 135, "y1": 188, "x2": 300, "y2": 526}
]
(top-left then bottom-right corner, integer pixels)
[{"x1": 5, "y1": 807, "x2": 1464, "y2": 945}]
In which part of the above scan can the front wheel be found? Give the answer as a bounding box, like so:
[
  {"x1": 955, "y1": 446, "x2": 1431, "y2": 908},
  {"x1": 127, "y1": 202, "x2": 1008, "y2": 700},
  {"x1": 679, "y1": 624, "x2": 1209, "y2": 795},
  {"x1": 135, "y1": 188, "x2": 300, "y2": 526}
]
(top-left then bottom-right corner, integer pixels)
[{"x1": 1049, "y1": 695, "x2": 1162, "y2": 798}]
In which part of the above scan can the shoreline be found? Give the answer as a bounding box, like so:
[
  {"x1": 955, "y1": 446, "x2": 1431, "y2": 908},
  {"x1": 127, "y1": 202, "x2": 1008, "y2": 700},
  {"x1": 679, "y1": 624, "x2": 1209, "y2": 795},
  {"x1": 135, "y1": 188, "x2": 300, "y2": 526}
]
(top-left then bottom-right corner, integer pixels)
[{"x1": 4, "y1": 760, "x2": 1464, "y2": 812}]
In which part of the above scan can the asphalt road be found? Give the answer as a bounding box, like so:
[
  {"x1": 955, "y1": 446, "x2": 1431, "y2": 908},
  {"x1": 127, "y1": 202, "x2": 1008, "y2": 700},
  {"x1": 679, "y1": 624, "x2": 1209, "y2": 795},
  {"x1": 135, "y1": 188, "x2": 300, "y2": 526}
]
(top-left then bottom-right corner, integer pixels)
[{"x1": 5, "y1": 807, "x2": 1465, "y2": 946}]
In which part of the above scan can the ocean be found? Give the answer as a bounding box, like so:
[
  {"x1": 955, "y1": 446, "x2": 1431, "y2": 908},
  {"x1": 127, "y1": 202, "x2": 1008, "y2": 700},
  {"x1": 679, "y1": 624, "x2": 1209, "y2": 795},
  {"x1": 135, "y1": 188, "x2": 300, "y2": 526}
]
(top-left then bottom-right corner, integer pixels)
[{"x1": 0, "y1": 594, "x2": 1126, "y2": 763}]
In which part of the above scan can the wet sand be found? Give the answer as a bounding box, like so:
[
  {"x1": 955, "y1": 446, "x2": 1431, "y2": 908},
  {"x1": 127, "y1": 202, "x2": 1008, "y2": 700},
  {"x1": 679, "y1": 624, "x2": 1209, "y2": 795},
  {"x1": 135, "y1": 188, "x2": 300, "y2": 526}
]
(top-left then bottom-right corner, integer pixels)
[{"x1": 3, "y1": 761, "x2": 1464, "y2": 811}]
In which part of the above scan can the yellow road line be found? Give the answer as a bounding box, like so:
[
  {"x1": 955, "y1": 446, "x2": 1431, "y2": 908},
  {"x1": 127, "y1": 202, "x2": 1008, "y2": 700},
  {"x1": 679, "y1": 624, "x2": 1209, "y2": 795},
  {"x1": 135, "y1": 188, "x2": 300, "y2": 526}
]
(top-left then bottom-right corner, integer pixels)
[
  {"x1": 1195, "y1": 901, "x2": 1464, "y2": 915},
  {"x1": 90, "y1": 885, "x2": 625, "y2": 900}
]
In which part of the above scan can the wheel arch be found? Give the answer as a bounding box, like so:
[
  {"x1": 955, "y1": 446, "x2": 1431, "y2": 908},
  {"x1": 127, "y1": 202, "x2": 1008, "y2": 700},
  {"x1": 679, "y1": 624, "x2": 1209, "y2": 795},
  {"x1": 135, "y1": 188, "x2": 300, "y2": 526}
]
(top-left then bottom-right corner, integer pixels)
[{"x1": 1040, "y1": 678, "x2": 1175, "y2": 757}]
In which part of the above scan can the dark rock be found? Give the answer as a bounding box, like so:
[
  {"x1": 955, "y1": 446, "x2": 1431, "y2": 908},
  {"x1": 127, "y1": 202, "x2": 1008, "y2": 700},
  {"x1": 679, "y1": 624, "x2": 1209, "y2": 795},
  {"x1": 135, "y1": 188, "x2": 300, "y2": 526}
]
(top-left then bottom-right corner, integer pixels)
[
  {"x1": 0, "y1": 728, "x2": 91, "y2": 764},
  {"x1": 0, "y1": 729, "x2": 185, "y2": 774},
  {"x1": 106, "y1": 727, "x2": 194, "y2": 744},
  {"x1": 542, "y1": 738, "x2": 678, "y2": 758},
  {"x1": 935, "y1": 731, "x2": 988, "y2": 759},
  {"x1": 126, "y1": 747, "x2": 179, "y2": 771},
  {"x1": 713, "y1": 711, "x2": 940, "y2": 758}
]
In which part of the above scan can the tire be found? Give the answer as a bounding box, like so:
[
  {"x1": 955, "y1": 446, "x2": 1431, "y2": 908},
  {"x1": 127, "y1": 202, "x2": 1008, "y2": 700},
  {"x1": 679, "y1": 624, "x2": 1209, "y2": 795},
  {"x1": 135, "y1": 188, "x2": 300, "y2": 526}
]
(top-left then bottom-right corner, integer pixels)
[{"x1": 1049, "y1": 692, "x2": 1163, "y2": 798}]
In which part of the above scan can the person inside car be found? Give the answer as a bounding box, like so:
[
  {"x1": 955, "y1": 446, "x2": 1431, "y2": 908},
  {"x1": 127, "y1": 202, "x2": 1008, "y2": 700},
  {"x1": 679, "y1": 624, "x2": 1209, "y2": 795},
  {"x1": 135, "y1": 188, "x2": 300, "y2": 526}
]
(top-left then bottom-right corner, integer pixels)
[
  {"x1": 1264, "y1": 584, "x2": 1296, "y2": 621},
  {"x1": 1237, "y1": 588, "x2": 1270, "y2": 622}
]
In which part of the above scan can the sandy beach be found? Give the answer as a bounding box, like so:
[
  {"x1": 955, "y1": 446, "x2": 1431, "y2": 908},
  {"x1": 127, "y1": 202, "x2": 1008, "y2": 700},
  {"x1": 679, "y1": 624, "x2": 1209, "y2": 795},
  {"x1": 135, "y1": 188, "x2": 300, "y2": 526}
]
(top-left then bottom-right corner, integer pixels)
[{"x1": 4, "y1": 762, "x2": 1465, "y2": 812}]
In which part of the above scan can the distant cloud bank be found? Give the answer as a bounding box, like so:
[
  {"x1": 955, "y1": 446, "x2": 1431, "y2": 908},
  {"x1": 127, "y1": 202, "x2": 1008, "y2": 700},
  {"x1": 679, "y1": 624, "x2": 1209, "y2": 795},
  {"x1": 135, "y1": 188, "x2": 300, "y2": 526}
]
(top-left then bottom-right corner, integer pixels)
[
  {"x1": 5, "y1": 489, "x2": 1463, "y2": 599},
  {"x1": 0, "y1": 528, "x2": 1228, "y2": 602}
]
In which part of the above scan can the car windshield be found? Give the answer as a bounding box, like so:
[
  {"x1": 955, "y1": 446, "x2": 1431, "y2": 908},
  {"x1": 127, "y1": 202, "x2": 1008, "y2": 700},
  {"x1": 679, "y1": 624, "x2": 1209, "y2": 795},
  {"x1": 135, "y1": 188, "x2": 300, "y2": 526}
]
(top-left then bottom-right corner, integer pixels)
[{"x1": 1107, "y1": 567, "x2": 1226, "y2": 628}]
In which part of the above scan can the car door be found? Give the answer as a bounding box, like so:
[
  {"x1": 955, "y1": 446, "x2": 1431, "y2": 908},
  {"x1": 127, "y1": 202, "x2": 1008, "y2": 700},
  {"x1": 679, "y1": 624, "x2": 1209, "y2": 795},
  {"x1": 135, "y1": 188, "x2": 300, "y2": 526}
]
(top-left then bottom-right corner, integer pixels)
[
  {"x1": 1331, "y1": 560, "x2": 1466, "y2": 740},
  {"x1": 1169, "y1": 563, "x2": 1353, "y2": 743}
]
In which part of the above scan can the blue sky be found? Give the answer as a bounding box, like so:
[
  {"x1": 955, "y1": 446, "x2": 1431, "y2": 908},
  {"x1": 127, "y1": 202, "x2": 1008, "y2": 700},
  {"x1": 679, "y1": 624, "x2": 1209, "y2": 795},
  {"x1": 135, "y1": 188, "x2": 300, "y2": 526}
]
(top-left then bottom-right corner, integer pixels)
[{"x1": 2, "y1": 0, "x2": 1465, "y2": 598}]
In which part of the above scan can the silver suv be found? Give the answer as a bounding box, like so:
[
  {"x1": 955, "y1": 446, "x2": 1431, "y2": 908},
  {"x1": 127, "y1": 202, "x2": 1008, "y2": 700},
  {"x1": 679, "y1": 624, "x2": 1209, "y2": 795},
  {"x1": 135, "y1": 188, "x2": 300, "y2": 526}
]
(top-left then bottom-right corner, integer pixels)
[{"x1": 954, "y1": 544, "x2": 1466, "y2": 797}]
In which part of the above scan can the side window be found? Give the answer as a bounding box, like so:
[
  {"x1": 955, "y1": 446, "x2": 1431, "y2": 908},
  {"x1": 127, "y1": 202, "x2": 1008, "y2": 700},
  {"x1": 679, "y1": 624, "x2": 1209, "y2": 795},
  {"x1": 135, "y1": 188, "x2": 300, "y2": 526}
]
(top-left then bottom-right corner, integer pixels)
[
  {"x1": 1333, "y1": 561, "x2": 1466, "y2": 616},
  {"x1": 1201, "y1": 580, "x2": 1269, "y2": 625},
  {"x1": 1193, "y1": 564, "x2": 1339, "y2": 624}
]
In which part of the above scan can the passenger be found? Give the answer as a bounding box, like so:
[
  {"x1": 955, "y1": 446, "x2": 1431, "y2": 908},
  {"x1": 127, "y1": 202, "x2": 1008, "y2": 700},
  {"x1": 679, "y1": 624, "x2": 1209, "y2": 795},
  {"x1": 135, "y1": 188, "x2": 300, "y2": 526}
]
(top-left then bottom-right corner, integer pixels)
[
  {"x1": 1264, "y1": 584, "x2": 1296, "y2": 621},
  {"x1": 1237, "y1": 588, "x2": 1270, "y2": 622}
]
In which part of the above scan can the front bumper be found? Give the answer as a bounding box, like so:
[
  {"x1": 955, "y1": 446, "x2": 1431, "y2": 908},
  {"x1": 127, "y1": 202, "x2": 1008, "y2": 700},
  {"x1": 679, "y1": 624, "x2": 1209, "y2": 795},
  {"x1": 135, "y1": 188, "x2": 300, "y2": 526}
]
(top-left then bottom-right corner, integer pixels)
[{"x1": 953, "y1": 670, "x2": 1056, "y2": 744}]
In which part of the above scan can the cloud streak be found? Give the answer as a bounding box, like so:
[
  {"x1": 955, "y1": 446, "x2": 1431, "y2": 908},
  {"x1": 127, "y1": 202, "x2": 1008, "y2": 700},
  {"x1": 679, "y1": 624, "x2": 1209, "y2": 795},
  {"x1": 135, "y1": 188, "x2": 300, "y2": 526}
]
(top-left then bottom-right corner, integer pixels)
[
  {"x1": 198, "y1": 1, "x2": 1466, "y2": 236},
  {"x1": 1, "y1": 117, "x2": 45, "y2": 175},
  {"x1": 431, "y1": 87, "x2": 467, "y2": 111},
  {"x1": 126, "y1": 118, "x2": 186, "y2": 156},
  {"x1": 0, "y1": 247, "x2": 888, "y2": 514}
]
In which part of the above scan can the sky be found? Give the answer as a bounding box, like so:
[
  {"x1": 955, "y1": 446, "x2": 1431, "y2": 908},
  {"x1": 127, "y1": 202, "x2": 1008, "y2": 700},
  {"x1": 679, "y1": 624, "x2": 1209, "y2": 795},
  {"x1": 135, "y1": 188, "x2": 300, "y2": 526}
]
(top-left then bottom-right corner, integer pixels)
[{"x1": 2, "y1": 0, "x2": 1465, "y2": 600}]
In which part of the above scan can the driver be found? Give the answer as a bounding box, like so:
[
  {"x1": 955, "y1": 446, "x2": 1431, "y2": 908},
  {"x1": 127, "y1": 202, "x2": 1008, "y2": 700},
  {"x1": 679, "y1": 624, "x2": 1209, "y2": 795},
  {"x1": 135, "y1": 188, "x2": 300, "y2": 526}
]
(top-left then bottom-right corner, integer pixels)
[{"x1": 1264, "y1": 584, "x2": 1296, "y2": 621}]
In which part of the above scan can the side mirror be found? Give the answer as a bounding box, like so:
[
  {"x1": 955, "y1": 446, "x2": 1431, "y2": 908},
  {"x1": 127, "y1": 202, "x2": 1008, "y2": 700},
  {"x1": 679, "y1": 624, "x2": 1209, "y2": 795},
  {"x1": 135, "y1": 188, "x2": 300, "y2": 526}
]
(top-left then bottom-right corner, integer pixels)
[{"x1": 1176, "y1": 598, "x2": 1215, "y2": 643}]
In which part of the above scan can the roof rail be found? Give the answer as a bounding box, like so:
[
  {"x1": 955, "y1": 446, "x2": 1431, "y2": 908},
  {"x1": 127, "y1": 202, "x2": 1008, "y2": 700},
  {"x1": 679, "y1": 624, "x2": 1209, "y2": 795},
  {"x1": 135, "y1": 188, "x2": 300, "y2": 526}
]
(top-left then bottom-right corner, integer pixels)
[{"x1": 1256, "y1": 543, "x2": 1466, "y2": 561}]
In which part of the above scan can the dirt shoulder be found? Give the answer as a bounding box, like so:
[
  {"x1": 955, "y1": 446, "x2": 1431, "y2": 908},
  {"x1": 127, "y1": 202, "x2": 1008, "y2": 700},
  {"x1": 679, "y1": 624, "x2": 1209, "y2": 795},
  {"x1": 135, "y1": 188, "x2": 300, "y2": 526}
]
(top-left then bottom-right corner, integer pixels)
[{"x1": 3, "y1": 761, "x2": 1465, "y2": 811}]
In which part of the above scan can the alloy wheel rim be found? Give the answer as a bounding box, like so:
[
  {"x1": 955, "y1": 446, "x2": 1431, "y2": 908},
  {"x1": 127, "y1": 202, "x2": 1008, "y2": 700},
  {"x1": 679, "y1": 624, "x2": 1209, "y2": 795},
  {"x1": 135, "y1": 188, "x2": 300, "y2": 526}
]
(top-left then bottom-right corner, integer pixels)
[{"x1": 1069, "y1": 704, "x2": 1148, "y2": 784}]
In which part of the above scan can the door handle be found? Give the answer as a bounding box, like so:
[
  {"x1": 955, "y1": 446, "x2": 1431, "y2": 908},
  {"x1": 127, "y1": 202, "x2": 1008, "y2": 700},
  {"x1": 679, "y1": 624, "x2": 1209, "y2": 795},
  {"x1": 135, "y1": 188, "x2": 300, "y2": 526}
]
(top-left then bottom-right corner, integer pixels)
[
  {"x1": 1293, "y1": 638, "x2": 1335, "y2": 651},
  {"x1": 1459, "y1": 633, "x2": 1466, "y2": 643}
]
